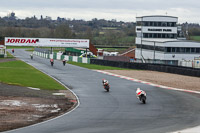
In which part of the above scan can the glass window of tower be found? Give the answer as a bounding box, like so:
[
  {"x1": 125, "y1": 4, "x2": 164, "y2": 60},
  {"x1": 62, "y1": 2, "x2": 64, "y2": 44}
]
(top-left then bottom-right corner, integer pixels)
[
  {"x1": 172, "y1": 47, "x2": 176, "y2": 52},
  {"x1": 186, "y1": 48, "x2": 190, "y2": 53},
  {"x1": 191, "y1": 48, "x2": 195, "y2": 53},
  {"x1": 150, "y1": 22, "x2": 153, "y2": 26},
  {"x1": 196, "y1": 48, "x2": 200, "y2": 53}
]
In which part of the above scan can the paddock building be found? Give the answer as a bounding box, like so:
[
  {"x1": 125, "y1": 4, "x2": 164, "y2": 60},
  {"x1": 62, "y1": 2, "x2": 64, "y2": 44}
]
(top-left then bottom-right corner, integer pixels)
[{"x1": 135, "y1": 15, "x2": 200, "y2": 64}]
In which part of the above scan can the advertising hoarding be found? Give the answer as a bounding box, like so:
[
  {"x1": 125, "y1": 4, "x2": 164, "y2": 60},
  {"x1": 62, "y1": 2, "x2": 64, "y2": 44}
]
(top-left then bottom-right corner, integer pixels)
[{"x1": 5, "y1": 37, "x2": 89, "y2": 48}]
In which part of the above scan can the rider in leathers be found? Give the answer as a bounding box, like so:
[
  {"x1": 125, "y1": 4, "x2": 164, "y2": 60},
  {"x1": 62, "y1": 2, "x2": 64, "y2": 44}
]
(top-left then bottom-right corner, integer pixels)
[
  {"x1": 136, "y1": 88, "x2": 146, "y2": 100},
  {"x1": 102, "y1": 79, "x2": 109, "y2": 86}
]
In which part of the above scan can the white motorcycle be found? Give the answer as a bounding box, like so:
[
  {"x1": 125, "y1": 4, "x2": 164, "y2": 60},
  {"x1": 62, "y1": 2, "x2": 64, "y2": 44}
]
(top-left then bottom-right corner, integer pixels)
[{"x1": 136, "y1": 89, "x2": 147, "y2": 104}]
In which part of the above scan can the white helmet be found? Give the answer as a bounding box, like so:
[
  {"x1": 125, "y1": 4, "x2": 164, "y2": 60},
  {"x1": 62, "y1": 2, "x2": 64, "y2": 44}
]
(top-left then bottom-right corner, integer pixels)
[{"x1": 137, "y1": 88, "x2": 141, "y2": 91}]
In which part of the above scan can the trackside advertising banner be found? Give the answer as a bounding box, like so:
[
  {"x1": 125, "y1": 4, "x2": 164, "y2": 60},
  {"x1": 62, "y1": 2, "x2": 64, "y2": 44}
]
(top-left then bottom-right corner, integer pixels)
[{"x1": 5, "y1": 37, "x2": 89, "y2": 48}]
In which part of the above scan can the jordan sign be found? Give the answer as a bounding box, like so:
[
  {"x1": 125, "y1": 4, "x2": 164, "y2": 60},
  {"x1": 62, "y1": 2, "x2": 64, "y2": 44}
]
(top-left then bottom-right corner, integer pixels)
[{"x1": 5, "y1": 37, "x2": 89, "y2": 48}]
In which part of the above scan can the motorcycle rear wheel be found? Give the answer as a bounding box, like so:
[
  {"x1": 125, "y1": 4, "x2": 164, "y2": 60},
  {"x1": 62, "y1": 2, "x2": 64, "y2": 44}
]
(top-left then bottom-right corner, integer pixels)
[{"x1": 141, "y1": 96, "x2": 146, "y2": 104}]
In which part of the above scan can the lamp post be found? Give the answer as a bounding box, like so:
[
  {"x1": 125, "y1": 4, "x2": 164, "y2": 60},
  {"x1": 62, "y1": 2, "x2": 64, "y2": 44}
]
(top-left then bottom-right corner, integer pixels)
[
  {"x1": 141, "y1": 17, "x2": 143, "y2": 61},
  {"x1": 153, "y1": 41, "x2": 155, "y2": 63}
]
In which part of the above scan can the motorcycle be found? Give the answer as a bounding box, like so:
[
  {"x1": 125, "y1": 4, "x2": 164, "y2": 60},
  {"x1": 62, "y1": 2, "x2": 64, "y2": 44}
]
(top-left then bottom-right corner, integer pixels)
[
  {"x1": 103, "y1": 82, "x2": 110, "y2": 92},
  {"x1": 63, "y1": 60, "x2": 66, "y2": 66},
  {"x1": 51, "y1": 61, "x2": 54, "y2": 66},
  {"x1": 137, "y1": 91, "x2": 147, "y2": 104},
  {"x1": 30, "y1": 54, "x2": 33, "y2": 59}
]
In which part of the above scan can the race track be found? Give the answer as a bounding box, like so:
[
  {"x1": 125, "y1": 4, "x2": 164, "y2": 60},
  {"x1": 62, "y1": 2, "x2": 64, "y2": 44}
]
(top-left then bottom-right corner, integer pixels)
[{"x1": 4, "y1": 49, "x2": 200, "y2": 133}]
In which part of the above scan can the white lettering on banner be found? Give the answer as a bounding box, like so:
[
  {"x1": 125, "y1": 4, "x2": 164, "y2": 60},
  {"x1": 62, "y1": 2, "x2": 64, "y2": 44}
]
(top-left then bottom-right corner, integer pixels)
[{"x1": 5, "y1": 37, "x2": 89, "y2": 48}]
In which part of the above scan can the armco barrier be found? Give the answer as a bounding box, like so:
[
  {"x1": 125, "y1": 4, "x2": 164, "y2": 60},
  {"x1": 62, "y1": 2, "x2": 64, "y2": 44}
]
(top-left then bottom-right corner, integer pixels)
[{"x1": 90, "y1": 59, "x2": 200, "y2": 77}]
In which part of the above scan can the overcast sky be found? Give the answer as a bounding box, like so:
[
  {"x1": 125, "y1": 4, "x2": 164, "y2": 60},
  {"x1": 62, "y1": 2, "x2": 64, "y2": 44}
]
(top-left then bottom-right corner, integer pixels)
[{"x1": 0, "y1": 0, "x2": 199, "y2": 23}]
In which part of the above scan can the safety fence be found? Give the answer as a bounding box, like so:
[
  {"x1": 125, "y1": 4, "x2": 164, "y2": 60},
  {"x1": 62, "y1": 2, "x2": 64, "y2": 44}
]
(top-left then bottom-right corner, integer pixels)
[{"x1": 33, "y1": 51, "x2": 90, "y2": 64}]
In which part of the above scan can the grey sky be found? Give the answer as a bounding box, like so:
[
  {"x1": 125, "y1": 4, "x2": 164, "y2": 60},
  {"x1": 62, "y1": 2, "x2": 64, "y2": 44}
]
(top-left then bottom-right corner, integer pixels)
[{"x1": 0, "y1": 0, "x2": 199, "y2": 23}]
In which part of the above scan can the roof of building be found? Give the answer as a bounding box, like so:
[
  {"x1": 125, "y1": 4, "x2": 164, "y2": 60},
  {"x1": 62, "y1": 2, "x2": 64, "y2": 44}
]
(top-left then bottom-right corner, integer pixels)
[{"x1": 136, "y1": 15, "x2": 178, "y2": 19}]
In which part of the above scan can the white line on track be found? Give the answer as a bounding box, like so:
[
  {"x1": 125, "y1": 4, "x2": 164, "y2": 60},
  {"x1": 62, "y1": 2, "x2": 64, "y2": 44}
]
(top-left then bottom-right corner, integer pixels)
[
  {"x1": 52, "y1": 93, "x2": 66, "y2": 96},
  {"x1": 27, "y1": 87, "x2": 40, "y2": 91}
]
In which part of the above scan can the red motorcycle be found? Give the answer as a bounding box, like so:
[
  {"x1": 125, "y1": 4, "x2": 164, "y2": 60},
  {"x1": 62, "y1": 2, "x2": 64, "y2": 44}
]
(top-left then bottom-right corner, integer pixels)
[{"x1": 50, "y1": 59, "x2": 54, "y2": 66}]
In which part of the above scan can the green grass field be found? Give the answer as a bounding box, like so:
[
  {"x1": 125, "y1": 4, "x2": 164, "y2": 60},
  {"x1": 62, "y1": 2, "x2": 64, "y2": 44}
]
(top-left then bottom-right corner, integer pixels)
[
  {"x1": 6, "y1": 52, "x2": 15, "y2": 58},
  {"x1": 93, "y1": 36, "x2": 135, "y2": 46},
  {"x1": 67, "y1": 61, "x2": 131, "y2": 70},
  {"x1": 190, "y1": 36, "x2": 200, "y2": 42},
  {"x1": 0, "y1": 60, "x2": 66, "y2": 90},
  {"x1": 6, "y1": 46, "x2": 35, "y2": 49}
]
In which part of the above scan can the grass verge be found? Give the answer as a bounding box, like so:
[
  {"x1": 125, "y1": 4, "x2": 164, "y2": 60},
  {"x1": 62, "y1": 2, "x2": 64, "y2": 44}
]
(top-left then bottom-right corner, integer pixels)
[
  {"x1": 190, "y1": 36, "x2": 200, "y2": 42},
  {"x1": 67, "y1": 61, "x2": 131, "y2": 70},
  {"x1": 0, "y1": 60, "x2": 66, "y2": 90},
  {"x1": 6, "y1": 46, "x2": 35, "y2": 49},
  {"x1": 6, "y1": 52, "x2": 15, "y2": 58}
]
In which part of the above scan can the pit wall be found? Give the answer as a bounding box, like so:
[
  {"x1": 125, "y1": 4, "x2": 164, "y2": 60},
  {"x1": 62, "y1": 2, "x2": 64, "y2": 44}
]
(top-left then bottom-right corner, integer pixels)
[{"x1": 33, "y1": 51, "x2": 90, "y2": 64}]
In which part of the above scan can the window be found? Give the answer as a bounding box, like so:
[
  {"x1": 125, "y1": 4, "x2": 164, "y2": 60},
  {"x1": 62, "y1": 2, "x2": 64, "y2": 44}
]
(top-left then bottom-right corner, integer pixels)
[
  {"x1": 171, "y1": 22, "x2": 176, "y2": 27},
  {"x1": 149, "y1": 33, "x2": 153, "y2": 38},
  {"x1": 176, "y1": 48, "x2": 180, "y2": 52},
  {"x1": 196, "y1": 48, "x2": 200, "y2": 53},
  {"x1": 167, "y1": 22, "x2": 172, "y2": 27},
  {"x1": 191, "y1": 48, "x2": 195, "y2": 53},
  {"x1": 180, "y1": 48, "x2": 185, "y2": 53},
  {"x1": 186, "y1": 48, "x2": 190, "y2": 53},
  {"x1": 143, "y1": 33, "x2": 148, "y2": 38},
  {"x1": 150, "y1": 22, "x2": 153, "y2": 26},
  {"x1": 172, "y1": 47, "x2": 176, "y2": 52},
  {"x1": 144, "y1": 22, "x2": 149, "y2": 26},
  {"x1": 161, "y1": 22, "x2": 167, "y2": 27},
  {"x1": 167, "y1": 47, "x2": 171, "y2": 52}
]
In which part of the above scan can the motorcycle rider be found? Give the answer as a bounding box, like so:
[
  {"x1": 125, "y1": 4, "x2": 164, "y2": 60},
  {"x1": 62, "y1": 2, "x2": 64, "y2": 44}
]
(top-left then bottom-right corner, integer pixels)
[
  {"x1": 102, "y1": 79, "x2": 109, "y2": 92},
  {"x1": 50, "y1": 58, "x2": 54, "y2": 66},
  {"x1": 136, "y1": 88, "x2": 146, "y2": 100},
  {"x1": 102, "y1": 79, "x2": 109, "y2": 86},
  {"x1": 62, "y1": 58, "x2": 66, "y2": 66},
  {"x1": 30, "y1": 53, "x2": 33, "y2": 59}
]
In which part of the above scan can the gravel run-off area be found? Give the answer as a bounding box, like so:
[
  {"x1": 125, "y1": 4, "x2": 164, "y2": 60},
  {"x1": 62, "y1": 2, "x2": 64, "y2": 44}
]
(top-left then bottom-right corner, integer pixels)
[{"x1": 0, "y1": 83, "x2": 77, "y2": 132}]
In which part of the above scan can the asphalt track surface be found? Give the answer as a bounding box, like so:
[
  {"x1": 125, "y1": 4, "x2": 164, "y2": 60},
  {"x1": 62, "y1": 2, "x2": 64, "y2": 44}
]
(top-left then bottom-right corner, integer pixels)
[{"x1": 4, "y1": 49, "x2": 200, "y2": 133}]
